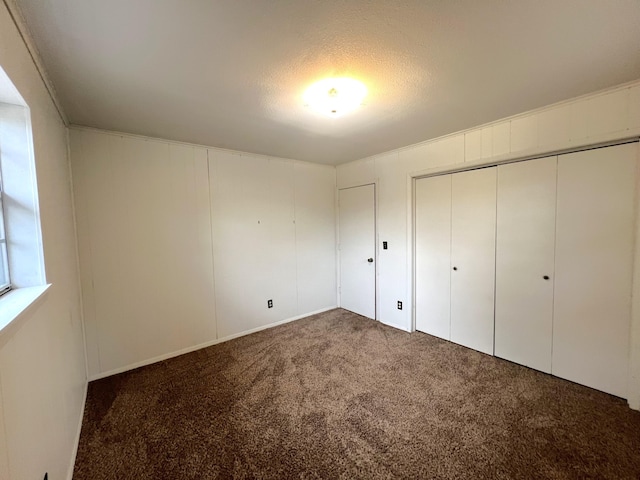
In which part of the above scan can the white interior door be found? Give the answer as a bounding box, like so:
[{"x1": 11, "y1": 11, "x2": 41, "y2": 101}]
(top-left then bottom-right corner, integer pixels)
[
  {"x1": 450, "y1": 167, "x2": 497, "y2": 355},
  {"x1": 553, "y1": 143, "x2": 637, "y2": 398},
  {"x1": 339, "y1": 184, "x2": 376, "y2": 319},
  {"x1": 495, "y1": 157, "x2": 557, "y2": 372},
  {"x1": 415, "y1": 174, "x2": 452, "y2": 339}
]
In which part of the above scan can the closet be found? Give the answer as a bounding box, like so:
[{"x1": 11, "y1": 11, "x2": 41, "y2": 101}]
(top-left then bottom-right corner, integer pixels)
[
  {"x1": 414, "y1": 142, "x2": 638, "y2": 398},
  {"x1": 450, "y1": 168, "x2": 496, "y2": 355},
  {"x1": 415, "y1": 168, "x2": 496, "y2": 355},
  {"x1": 552, "y1": 145, "x2": 636, "y2": 398},
  {"x1": 415, "y1": 174, "x2": 451, "y2": 340},
  {"x1": 494, "y1": 156, "x2": 557, "y2": 374}
]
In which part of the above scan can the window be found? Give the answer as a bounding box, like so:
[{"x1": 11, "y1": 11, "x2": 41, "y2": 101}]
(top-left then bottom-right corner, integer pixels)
[
  {"x1": 0, "y1": 169, "x2": 9, "y2": 294},
  {"x1": 0, "y1": 65, "x2": 49, "y2": 333}
]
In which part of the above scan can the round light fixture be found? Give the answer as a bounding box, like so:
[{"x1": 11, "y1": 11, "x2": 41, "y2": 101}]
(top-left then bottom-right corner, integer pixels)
[{"x1": 303, "y1": 78, "x2": 367, "y2": 117}]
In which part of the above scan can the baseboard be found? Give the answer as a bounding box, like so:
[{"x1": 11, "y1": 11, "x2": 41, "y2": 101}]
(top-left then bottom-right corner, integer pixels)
[
  {"x1": 89, "y1": 337, "x2": 225, "y2": 381},
  {"x1": 215, "y1": 306, "x2": 338, "y2": 343},
  {"x1": 88, "y1": 306, "x2": 338, "y2": 381},
  {"x1": 379, "y1": 319, "x2": 412, "y2": 333},
  {"x1": 66, "y1": 379, "x2": 88, "y2": 480}
]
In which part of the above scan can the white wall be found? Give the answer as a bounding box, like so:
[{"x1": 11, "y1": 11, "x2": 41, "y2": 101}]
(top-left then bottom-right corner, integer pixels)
[
  {"x1": 71, "y1": 132, "x2": 216, "y2": 375},
  {"x1": 337, "y1": 80, "x2": 640, "y2": 406},
  {"x1": 210, "y1": 150, "x2": 337, "y2": 338},
  {"x1": 0, "y1": 3, "x2": 87, "y2": 480},
  {"x1": 71, "y1": 128, "x2": 337, "y2": 379}
]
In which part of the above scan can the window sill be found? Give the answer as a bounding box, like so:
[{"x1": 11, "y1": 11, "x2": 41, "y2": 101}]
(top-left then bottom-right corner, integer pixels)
[{"x1": 0, "y1": 284, "x2": 51, "y2": 346}]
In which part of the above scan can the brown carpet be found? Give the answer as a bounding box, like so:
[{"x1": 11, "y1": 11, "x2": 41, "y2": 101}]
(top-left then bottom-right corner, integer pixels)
[{"x1": 73, "y1": 308, "x2": 640, "y2": 479}]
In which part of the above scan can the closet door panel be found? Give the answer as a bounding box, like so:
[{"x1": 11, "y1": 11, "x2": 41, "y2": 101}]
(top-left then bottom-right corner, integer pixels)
[
  {"x1": 553, "y1": 143, "x2": 637, "y2": 398},
  {"x1": 450, "y1": 167, "x2": 497, "y2": 355},
  {"x1": 495, "y1": 157, "x2": 557, "y2": 373},
  {"x1": 415, "y1": 175, "x2": 452, "y2": 339}
]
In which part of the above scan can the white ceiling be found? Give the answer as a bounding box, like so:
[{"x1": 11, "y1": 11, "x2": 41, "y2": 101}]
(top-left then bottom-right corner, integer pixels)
[{"x1": 13, "y1": 0, "x2": 640, "y2": 165}]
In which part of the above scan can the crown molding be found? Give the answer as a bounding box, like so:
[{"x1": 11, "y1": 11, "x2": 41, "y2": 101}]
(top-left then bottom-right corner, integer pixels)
[{"x1": 2, "y1": 0, "x2": 68, "y2": 125}]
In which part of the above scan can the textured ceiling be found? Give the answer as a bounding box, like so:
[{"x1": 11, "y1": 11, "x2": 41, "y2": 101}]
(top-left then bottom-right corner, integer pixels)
[{"x1": 12, "y1": 0, "x2": 640, "y2": 165}]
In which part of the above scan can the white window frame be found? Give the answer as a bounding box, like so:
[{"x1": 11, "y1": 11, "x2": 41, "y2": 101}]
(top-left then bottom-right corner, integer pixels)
[
  {"x1": 0, "y1": 169, "x2": 10, "y2": 295},
  {"x1": 0, "y1": 65, "x2": 49, "y2": 338}
]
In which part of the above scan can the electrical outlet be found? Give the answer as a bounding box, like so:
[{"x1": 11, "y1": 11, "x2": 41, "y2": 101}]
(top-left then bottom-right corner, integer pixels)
[
  {"x1": 267, "y1": 299, "x2": 273, "y2": 308},
  {"x1": 397, "y1": 301, "x2": 402, "y2": 310}
]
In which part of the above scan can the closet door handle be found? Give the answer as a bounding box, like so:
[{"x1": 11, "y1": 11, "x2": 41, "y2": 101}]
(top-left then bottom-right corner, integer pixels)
[
  {"x1": 367, "y1": 258, "x2": 374, "y2": 263},
  {"x1": 453, "y1": 266, "x2": 458, "y2": 271},
  {"x1": 543, "y1": 275, "x2": 550, "y2": 280}
]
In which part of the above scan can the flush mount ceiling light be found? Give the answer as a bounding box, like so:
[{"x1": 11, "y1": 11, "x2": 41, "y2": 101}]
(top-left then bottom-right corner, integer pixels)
[{"x1": 303, "y1": 78, "x2": 367, "y2": 117}]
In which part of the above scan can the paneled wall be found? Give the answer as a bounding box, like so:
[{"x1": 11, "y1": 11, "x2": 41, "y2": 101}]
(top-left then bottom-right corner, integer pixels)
[
  {"x1": 71, "y1": 133, "x2": 216, "y2": 376},
  {"x1": 337, "y1": 80, "x2": 640, "y2": 407},
  {"x1": 338, "y1": 81, "x2": 640, "y2": 331},
  {"x1": 0, "y1": 3, "x2": 87, "y2": 480},
  {"x1": 71, "y1": 128, "x2": 337, "y2": 379}
]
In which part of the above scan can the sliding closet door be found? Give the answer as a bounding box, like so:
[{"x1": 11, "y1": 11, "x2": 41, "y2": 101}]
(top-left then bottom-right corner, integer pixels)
[
  {"x1": 415, "y1": 174, "x2": 452, "y2": 339},
  {"x1": 495, "y1": 157, "x2": 557, "y2": 373},
  {"x1": 450, "y1": 167, "x2": 497, "y2": 355},
  {"x1": 553, "y1": 143, "x2": 637, "y2": 398}
]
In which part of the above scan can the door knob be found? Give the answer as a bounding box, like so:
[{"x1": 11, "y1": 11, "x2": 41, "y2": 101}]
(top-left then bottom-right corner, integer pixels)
[
  {"x1": 543, "y1": 275, "x2": 550, "y2": 280},
  {"x1": 453, "y1": 266, "x2": 457, "y2": 271},
  {"x1": 367, "y1": 258, "x2": 374, "y2": 263}
]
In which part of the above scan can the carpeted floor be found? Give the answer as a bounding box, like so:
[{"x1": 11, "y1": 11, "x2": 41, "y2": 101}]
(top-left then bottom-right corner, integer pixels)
[{"x1": 73, "y1": 308, "x2": 640, "y2": 479}]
